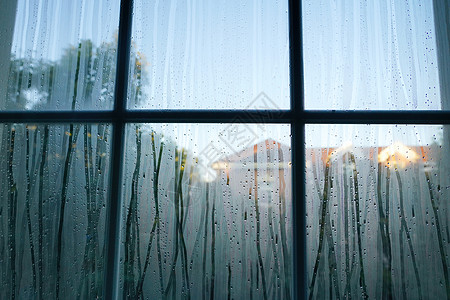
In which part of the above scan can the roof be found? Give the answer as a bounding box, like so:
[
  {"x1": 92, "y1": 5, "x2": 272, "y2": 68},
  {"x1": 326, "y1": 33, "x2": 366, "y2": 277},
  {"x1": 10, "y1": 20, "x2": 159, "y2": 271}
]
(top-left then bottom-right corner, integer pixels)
[{"x1": 212, "y1": 139, "x2": 291, "y2": 170}]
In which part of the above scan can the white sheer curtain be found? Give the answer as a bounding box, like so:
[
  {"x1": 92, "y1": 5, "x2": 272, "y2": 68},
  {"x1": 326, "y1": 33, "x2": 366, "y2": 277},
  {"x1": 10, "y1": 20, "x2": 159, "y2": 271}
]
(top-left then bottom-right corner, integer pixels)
[{"x1": 303, "y1": 0, "x2": 443, "y2": 110}]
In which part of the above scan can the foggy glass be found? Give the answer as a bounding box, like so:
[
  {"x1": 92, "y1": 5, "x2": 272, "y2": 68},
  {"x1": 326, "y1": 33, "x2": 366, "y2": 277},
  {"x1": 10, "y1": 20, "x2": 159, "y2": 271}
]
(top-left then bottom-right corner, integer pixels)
[
  {"x1": 119, "y1": 124, "x2": 293, "y2": 299},
  {"x1": 0, "y1": 123, "x2": 112, "y2": 299},
  {"x1": 2, "y1": 0, "x2": 120, "y2": 110},
  {"x1": 306, "y1": 125, "x2": 449, "y2": 299},
  {"x1": 1, "y1": 1, "x2": 448, "y2": 299},
  {"x1": 302, "y1": 0, "x2": 446, "y2": 110},
  {"x1": 127, "y1": 0, "x2": 289, "y2": 109}
]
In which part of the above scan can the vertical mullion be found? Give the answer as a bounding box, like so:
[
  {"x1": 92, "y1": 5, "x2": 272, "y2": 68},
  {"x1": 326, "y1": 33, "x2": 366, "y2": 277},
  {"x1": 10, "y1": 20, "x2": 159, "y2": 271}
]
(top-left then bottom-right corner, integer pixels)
[
  {"x1": 105, "y1": 121, "x2": 125, "y2": 299},
  {"x1": 291, "y1": 122, "x2": 305, "y2": 300},
  {"x1": 104, "y1": 0, "x2": 134, "y2": 299},
  {"x1": 290, "y1": 0, "x2": 304, "y2": 113},
  {"x1": 113, "y1": 0, "x2": 134, "y2": 114},
  {"x1": 289, "y1": 0, "x2": 305, "y2": 299}
]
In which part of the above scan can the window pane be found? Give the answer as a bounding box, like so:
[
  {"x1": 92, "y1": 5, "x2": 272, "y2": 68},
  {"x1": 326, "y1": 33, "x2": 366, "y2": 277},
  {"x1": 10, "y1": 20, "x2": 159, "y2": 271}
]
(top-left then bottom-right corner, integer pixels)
[
  {"x1": 0, "y1": 123, "x2": 112, "y2": 299},
  {"x1": 303, "y1": 1, "x2": 448, "y2": 110},
  {"x1": 128, "y1": 1, "x2": 289, "y2": 109},
  {"x1": 306, "y1": 124, "x2": 449, "y2": 299},
  {"x1": 0, "y1": 0, "x2": 120, "y2": 111},
  {"x1": 120, "y1": 124, "x2": 292, "y2": 299}
]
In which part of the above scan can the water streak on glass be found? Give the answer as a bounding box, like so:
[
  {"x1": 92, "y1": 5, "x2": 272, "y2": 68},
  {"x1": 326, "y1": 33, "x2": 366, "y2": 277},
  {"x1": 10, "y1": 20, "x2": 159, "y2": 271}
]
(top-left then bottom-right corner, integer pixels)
[
  {"x1": 306, "y1": 124, "x2": 450, "y2": 299},
  {"x1": 128, "y1": 1, "x2": 289, "y2": 109},
  {"x1": 1, "y1": 0, "x2": 120, "y2": 110},
  {"x1": 0, "y1": 123, "x2": 112, "y2": 299},
  {"x1": 302, "y1": 0, "x2": 447, "y2": 110},
  {"x1": 120, "y1": 124, "x2": 292, "y2": 299}
]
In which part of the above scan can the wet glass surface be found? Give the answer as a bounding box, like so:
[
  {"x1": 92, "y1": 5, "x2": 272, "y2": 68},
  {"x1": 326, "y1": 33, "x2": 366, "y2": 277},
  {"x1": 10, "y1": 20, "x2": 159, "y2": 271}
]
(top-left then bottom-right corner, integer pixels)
[
  {"x1": 306, "y1": 124, "x2": 449, "y2": 299},
  {"x1": 120, "y1": 123, "x2": 293, "y2": 299}
]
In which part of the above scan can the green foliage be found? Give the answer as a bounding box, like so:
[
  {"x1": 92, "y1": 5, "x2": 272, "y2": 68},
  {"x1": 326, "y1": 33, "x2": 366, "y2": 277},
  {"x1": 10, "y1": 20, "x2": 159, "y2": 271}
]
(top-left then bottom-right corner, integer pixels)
[{"x1": 5, "y1": 39, "x2": 147, "y2": 110}]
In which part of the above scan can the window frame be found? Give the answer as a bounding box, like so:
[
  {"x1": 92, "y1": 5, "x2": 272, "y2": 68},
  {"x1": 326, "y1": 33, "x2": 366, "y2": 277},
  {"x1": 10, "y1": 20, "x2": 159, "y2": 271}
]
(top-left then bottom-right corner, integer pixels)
[{"x1": 0, "y1": 0, "x2": 449, "y2": 299}]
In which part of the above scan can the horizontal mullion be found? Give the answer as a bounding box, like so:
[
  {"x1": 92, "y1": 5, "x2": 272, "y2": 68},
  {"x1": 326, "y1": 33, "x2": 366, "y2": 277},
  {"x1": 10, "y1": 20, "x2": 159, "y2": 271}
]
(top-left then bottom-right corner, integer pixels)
[
  {"x1": 0, "y1": 110, "x2": 292, "y2": 123},
  {"x1": 302, "y1": 110, "x2": 450, "y2": 124},
  {"x1": 0, "y1": 110, "x2": 449, "y2": 124}
]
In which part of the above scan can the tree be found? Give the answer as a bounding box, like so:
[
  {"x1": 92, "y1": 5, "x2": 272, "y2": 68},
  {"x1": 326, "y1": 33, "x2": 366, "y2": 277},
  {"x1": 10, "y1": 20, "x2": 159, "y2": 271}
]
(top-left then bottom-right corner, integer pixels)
[{"x1": 0, "y1": 37, "x2": 148, "y2": 299}]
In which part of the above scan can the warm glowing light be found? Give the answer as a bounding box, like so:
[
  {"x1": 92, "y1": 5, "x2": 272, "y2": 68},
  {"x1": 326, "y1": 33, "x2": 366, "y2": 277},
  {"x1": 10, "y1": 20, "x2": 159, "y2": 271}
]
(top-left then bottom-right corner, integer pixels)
[
  {"x1": 378, "y1": 142, "x2": 419, "y2": 168},
  {"x1": 328, "y1": 141, "x2": 353, "y2": 161},
  {"x1": 211, "y1": 162, "x2": 229, "y2": 170}
]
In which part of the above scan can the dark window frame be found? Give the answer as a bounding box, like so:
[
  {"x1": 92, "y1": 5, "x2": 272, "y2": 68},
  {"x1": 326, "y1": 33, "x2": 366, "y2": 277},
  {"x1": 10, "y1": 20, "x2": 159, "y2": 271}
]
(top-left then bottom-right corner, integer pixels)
[{"x1": 0, "y1": 0, "x2": 449, "y2": 299}]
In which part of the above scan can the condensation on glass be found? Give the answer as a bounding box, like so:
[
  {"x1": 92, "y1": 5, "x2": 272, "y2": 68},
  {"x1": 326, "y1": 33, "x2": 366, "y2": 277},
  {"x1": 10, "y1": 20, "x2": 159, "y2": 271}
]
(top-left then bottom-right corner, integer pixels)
[
  {"x1": 306, "y1": 124, "x2": 450, "y2": 299},
  {"x1": 0, "y1": 0, "x2": 120, "y2": 111},
  {"x1": 302, "y1": 0, "x2": 448, "y2": 110},
  {"x1": 119, "y1": 124, "x2": 292, "y2": 299},
  {"x1": 127, "y1": 1, "x2": 289, "y2": 109},
  {"x1": 0, "y1": 123, "x2": 112, "y2": 299}
]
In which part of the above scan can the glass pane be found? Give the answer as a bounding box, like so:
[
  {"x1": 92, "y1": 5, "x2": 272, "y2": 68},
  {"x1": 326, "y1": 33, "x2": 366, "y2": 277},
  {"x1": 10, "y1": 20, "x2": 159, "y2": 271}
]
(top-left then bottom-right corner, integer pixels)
[
  {"x1": 0, "y1": 0, "x2": 120, "y2": 110},
  {"x1": 303, "y1": 0, "x2": 448, "y2": 110},
  {"x1": 120, "y1": 124, "x2": 292, "y2": 299},
  {"x1": 128, "y1": 1, "x2": 289, "y2": 109},
  {"x1": 306, "y1": 124, "x2": 450, "y2": 299},
  {"x1": 0, "y1": 123, "x2": 112, "y2": 299}
]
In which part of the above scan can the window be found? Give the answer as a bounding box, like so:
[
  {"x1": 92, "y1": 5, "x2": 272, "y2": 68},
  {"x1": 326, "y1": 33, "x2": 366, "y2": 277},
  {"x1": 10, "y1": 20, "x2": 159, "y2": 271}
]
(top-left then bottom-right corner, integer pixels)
[{"x1": 0, "y1": 1, "x2": 448, "y2": 299}]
